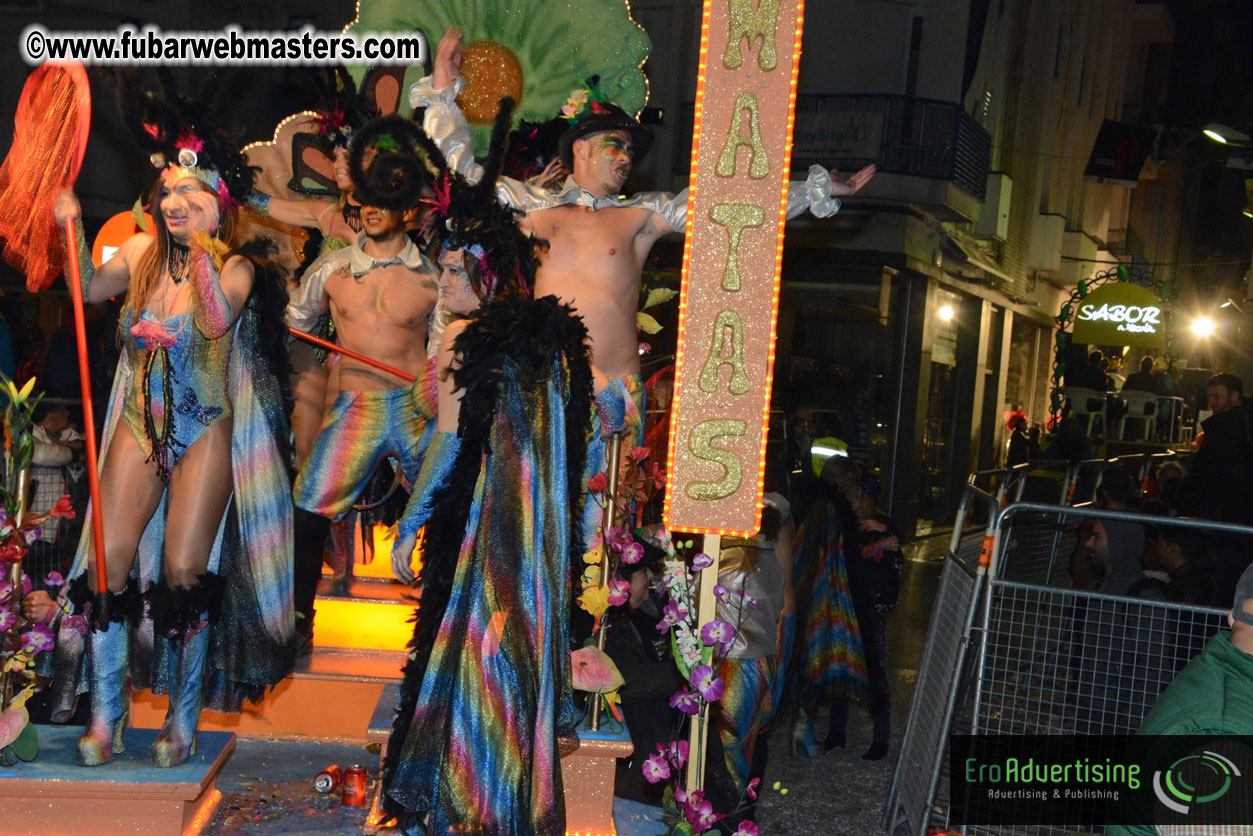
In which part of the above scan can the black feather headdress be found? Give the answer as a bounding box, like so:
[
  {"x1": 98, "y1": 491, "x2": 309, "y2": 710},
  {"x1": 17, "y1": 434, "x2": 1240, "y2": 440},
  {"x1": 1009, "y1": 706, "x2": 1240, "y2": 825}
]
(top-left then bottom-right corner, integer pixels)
[
  {"x1": 113, "y1": 68, "x2": 255, "y2": 205},
  {"x1": 350, "y1": 100, "x2": 539, "y2": 298}
]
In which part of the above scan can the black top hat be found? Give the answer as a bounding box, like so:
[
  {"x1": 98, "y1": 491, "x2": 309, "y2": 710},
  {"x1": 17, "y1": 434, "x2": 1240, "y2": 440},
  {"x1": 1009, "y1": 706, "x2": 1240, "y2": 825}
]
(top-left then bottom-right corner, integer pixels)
[{"x1": 557, "y1": 102, "x2": 653, "y2": 172}]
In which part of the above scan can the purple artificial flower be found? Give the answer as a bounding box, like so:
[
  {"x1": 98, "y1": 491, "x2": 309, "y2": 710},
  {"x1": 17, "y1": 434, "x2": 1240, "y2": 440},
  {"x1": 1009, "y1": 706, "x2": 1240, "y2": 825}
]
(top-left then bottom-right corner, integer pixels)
[
  {"x1": 668, "y1": 688, "x2": 700, "y2": 715},
  {"x1": 641, "y1": 752, "x2": 671, "y2": 783},
  {"x1": 45, "y1": 571, "x2": 64, "y2": 587},
  {"x1": 700, "y1": 619, "x2": 737, "y2": 654},
  {"x1": 21, "y1": 622, "x2": 55, "y2": 654},
  {"x1": 741, "y1": 591, "x2": 760, "y2": 609},
  {"x1": 734, "y1": 822, "x2": 760, "y2": 836},
  {"x1": 691, "y1": 552, "x2": 713, "y2": 570},
  {"x1": 690, "y1": 664, "x2": 724, "y2": 702},
  {"x1": 607, "y1": 575, "x2": 631, "y2": 607},
  {"x1": 23, "y1": 529, "x2": 40, "y2": 546},
  {"x1": 680, "y1": 789, "x2": 718, "y2": 831},
  {"x1": 747, "y1": 777, "x2": 760, "y2": 800},
  {"x1": 0, "y1": 581, "x2": 12, "y2": 604},
  {"x1": 20, "y1": 572, "x2": 31, "y2": 598},
  {"x1": 668, "y1": 739, "x2": 690, "y2": 768},
  {"x1": 621, "y1": 541, "x2": 645, "y2": 565},
  {"x1": 713, "y1": 583, "x2": 731, "y2": 603},
  {"x1": 657, "y1": 600, "x2": 684, "y2": 633},
  {"x1": 0, "y1": 609, "x2": 16, "y2": 631}
]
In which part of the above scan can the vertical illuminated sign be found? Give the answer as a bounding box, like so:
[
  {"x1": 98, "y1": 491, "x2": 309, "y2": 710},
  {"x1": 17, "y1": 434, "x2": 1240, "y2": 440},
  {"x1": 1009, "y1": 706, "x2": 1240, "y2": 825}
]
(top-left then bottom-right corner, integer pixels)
[{"x1": 664, "y1": 0, "x2": 805, "y2": 536}]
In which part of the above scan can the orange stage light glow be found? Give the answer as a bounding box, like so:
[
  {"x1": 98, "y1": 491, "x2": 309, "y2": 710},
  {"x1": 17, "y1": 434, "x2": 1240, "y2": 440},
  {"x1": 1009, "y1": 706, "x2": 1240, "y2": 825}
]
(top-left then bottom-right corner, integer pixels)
[{"x1": 664, "y1": 0, "x2": 808, "y2": 537}]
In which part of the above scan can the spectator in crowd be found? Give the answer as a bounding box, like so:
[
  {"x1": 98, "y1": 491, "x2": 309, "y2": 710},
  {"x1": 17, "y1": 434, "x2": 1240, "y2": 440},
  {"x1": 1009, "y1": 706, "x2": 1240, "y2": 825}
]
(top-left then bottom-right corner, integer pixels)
[
  {"x1": 1106, "y1": 564, "x2": 1253, "y2": 836},
  {"x1": 822, "y1": 459, "x2": 903, "y2": 761},
  {"x1": 1006, "y1": 409, "x2": 1036, "y2": 466},
  {"x1": 601, "y1": 537, "x2": 740, "y2": 819},
  {"x1": 1106, "y1": 353, "x2": 1126, "y2": 391},
  {"x1": 1045, "y1": 415, "x2": 1095, "y2": 464},
  {"x1": 1069, "y1": 519, "x2": 1109, "y2": 591},
  {"x1": 1093, "y1": 467, "x2": 1145, "y2": 596},
  {"x1": 1150, "y1": 357, "x2": 1177, "y2": 396},
  {"x1": 1180, "y1": 373, "x2": 1253, "y2": 526},
  {"x1": 31, "y1": 403, "x2": 84, "y2": 467},
  {"x1": 1121, "y1": 356, "x2": 1156, "y2": 392},
  {"x1": 1069, "y1": 350, "x2": 1109, "y2": 391}
]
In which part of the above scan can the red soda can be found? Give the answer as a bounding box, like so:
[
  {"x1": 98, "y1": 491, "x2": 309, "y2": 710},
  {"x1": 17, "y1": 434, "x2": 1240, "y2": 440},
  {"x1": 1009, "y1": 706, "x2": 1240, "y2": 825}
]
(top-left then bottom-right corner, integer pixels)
[
  {"x1": 341, "y1": 764, "x2": 368, "y2": 807},
  {"x1": 314, "y1": 764, "x2": 344, "y2": 793}
]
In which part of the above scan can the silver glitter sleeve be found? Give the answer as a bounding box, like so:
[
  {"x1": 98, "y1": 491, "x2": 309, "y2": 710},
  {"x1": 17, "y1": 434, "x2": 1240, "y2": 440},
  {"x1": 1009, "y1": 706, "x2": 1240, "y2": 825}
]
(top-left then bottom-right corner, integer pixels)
[
  {"x1": 286, "y1": 248, "x2": 349, "y2": 334},
  {"x1": 786, "y1": 164, "x2": 842, "y2": 219},
  {"x1": 409, "y1": 76, "x2": 484, "y2": 184},
  {"x1": 632, "y1": 190, "x2": 690, "y2": 232}
]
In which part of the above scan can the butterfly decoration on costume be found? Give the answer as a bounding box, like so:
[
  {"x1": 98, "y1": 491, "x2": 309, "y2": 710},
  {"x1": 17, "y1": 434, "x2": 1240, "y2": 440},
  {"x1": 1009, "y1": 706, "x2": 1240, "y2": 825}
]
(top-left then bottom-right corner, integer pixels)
[
  {"x1": 174, "y1": 388, "x2": 225, "y2": 426},
  {"x1": 287, "y1": 65, "x2": 408, "y2": 198}
]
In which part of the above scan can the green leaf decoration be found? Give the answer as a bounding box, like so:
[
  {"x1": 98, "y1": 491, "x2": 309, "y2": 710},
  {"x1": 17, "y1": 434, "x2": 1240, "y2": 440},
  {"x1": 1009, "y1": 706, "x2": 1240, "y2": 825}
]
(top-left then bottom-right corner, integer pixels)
[
  {"x1": 1077, "y1": 281, "x2": 1088, "y2": 298},
  {"x1": 643, "y1": 287, "x2": 678, "y2": 309},
  {"x1": 11, "y1": 721, "x2": 37, "y2": 762},
  {"x1": 636, "y1": 312, "x2": 663, "y2": 334},
  {"x1": 1116, "y1": 265, "x2": 1128, "y2": 281}
]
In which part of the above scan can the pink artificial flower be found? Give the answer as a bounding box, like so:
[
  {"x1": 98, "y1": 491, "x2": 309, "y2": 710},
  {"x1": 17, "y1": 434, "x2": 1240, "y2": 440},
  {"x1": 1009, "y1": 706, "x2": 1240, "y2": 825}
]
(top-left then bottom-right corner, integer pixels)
[
  {"x1": 587, "y1": 472, "x2": 608, "y2": 494},
  {"x1": 621, "y1": 541, "x2": 644, "y2": 565},
  {"x1": 0, "y1": 582, "x2": 12, "y2": 604},
  {"x1": 569, "y1": 646, "x2": 624, "y2": 694},
  {"x1": 713, "y1": 583, "x2": 731, "y2": 603},
  {"x1": 734, "y1": 822, "x2": 759, "y2": 836},
  {"x1": 679, "y1": 789, "x2": 718, "y2": 831},
  {"x1": 641, "y1": 752, "x2": 671, "y2": 783},
  {"x1": 607, "y1": 575, "x2": 631, "y2": 607},
  {"x1": 668, "y1": 688, "x2": 699, "y2": 715},
  {"x1": 44, "y1": 571, "x2": 63, "y2": 587},
  {"x1": 690, "y1": 664, "x2": 724, "y2": 702},
  {"x1": 21, "y1": 623, "x2": 54, "y2": 654},
  {"x1": 700, "y1": 619, "x2": 737, "y2": 654},
  {"x1": 668, "y1": 739, "x2": 689, "y2": 768},
  {"x1": 0, "y1": 610, "x2": 15, "y2": 631},
  {"x1": 747, "y1": 777, "x2": 760, "y2": 800},
  {"x1": 692, "y1": 552, "x2": 714, "y2": 570},
  {"x1": 638, "y1": 342, "x2": 652, "y2": 355},
  {"x1": 629, "y1": 446, "x2": 651, "y2": 463},
  {"x1": 605, "y1": 525, "x2": 631, "y2": 553}
]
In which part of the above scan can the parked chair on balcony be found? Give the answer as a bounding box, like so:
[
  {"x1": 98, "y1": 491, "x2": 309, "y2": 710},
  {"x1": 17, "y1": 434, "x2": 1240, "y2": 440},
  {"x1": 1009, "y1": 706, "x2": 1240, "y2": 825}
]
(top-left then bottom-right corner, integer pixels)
[
  {"x1": 1062, "y1": 387, "x2": 1108, "y2": 436},
  {"x1": 1118, "y1": 391, "x2": 1158, "y2": 441}
]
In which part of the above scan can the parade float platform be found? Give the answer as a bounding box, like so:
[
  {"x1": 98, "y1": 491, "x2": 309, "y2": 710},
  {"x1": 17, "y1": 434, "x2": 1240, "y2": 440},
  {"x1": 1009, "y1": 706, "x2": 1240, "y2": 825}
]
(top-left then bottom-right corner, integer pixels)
[
  {"x1": 132, "y1": 567, "x2": 412, "y2": 744},
  {"x1": 0, "y1": 725, "x2": 233, "y2": 836},
  {"x1": 361, "y1": 684, "x2": 640, "y2": 836}
]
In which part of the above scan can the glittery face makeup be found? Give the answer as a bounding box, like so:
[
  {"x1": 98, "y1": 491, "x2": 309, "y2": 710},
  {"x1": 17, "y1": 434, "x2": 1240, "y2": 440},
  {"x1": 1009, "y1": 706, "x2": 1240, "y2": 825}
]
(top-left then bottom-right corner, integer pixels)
[
  {"x1": 160, "y1": 178, "x2": 216, "y2": 242},
  {"x1": 438, "y1": 248, "x2": 482, "y2": 316},
  {"x1": 575, "y1": 130, "x2": 634, "y2": 196}
]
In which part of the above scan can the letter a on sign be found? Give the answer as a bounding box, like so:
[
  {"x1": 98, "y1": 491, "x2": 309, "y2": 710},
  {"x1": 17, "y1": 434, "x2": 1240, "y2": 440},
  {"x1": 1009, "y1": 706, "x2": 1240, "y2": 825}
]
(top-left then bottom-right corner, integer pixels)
[{"x1": 664, "y1": 0, "x2": 807, "y2": 536}]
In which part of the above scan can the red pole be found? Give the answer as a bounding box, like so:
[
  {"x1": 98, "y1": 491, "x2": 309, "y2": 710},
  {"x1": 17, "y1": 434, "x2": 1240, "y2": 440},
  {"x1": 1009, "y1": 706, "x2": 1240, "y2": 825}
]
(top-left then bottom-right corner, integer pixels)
[
  {"x1": 64, "y1": 218, "x2": 108, "y2": 600},
  {"x1": 288, "y1": 327, "x2": 416, "y2": 383}
]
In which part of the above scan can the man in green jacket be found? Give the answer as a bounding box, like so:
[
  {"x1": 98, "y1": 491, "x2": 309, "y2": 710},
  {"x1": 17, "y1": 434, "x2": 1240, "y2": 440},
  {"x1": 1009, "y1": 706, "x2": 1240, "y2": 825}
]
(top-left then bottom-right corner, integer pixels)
[{"x1": 1107, "y1": 563, "x2": 1253, "y2": 836}]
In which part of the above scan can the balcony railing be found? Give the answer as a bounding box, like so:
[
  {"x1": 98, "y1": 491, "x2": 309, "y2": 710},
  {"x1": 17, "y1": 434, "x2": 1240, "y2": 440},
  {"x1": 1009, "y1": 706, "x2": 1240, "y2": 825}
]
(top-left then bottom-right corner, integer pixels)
[{"x1": 789, "y1": 94, "x2": 991, "y2": 201}]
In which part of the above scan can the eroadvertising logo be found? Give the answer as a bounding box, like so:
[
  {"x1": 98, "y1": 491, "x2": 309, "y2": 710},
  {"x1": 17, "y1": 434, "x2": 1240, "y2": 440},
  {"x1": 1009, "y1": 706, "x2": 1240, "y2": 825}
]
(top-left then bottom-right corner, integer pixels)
[
  {"x1": 1152, "y1": 750, "x2": 1241, "y2": 815},
  {"x1": 950, "y1": 735, "x2": 1253, "y2": 829}
]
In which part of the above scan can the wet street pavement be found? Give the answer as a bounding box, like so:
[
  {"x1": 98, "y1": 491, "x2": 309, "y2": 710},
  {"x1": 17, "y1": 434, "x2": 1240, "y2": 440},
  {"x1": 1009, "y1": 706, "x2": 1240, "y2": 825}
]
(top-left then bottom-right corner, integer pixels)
[{"x1": 205, "y1": 534, "x2": 949, "y2": 836}]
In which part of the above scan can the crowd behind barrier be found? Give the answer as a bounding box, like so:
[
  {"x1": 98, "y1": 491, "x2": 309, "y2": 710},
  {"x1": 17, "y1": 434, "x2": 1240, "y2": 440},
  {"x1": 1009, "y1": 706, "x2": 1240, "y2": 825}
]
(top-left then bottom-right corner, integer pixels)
[{"x1": 886, "y1": 455, "x2": 1243, "y2": 836}]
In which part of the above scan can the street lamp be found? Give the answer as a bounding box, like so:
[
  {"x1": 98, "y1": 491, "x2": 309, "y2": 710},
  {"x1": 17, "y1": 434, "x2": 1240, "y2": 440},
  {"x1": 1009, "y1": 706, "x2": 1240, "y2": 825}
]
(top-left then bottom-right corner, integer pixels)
[
  {"x1": 1203, "y1": 123, "x2": 1252, "y2": 145},
  {"x1": 1191, "y1": 316, "x2": 1216, "y2": 338},
  {"x1": 938, "y1": 304, "x2": 955, "y2": 322}
]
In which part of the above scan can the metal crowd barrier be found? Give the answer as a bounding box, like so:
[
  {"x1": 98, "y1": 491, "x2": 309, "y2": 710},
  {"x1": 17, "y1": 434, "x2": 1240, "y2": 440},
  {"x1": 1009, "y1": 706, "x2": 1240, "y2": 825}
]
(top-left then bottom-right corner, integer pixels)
[{"x1": 886, "y1": 495, "x2": 1248, "y2": 836}]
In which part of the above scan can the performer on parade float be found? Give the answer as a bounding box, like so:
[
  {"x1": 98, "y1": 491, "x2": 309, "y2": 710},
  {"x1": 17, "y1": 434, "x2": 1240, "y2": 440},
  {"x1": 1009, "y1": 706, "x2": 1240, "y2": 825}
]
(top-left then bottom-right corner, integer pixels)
[
  {"x1": 50, "y1": 71, "x2": 295, "y2": 768},
  {"x1": 412, "y1": 26, "x2": 878, "y2": 543},
  {"x1": 365, "y1": 102, "x2": 594, "y2": 836}
]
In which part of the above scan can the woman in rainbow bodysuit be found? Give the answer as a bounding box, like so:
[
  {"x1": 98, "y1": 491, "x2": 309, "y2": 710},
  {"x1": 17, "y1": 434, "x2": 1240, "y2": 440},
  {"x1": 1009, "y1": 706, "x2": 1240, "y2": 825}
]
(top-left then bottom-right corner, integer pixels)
[
  {"x1": 51, "y1": 78, "x2": 294, "y2": 768},
  {"x1": 354, "y1": 106, "x2": 592, "y2": 836}
]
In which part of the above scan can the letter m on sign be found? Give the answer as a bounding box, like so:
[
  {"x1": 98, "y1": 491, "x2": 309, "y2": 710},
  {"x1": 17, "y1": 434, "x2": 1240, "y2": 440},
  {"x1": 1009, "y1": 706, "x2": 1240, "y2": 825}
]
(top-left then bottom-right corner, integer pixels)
[{"x1": 663, "y1": 0, "x2": 806, "y2": 536}]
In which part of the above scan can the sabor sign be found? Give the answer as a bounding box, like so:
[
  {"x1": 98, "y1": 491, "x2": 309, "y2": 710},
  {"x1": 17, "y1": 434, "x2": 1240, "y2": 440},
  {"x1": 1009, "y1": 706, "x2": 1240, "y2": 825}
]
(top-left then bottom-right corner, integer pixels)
[{"x1": 1071, "y1": 281, "x2": 1165, "y2": 349}]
